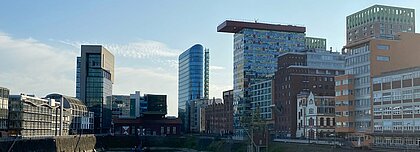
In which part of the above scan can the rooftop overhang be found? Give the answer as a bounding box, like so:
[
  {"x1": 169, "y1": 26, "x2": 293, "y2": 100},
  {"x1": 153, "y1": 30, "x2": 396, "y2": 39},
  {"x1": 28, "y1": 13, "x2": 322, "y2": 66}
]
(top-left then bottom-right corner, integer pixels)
[{"x1": 217, "y1": 20, "x2": 306, "y2": 33}]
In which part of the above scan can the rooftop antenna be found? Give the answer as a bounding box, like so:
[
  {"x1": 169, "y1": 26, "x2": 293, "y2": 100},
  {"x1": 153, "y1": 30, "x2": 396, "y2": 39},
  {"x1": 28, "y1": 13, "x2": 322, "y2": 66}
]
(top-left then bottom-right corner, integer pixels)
[{"x1": 254, "y1": 18, "x2": 259, "y2": 23}]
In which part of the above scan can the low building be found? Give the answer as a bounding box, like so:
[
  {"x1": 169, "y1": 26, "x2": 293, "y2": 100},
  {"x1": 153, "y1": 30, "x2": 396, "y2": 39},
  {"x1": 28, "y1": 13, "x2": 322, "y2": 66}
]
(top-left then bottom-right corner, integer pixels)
[
  {"x1": 0, "y1": 87, "x2": 9, "y2": 136},
  {"x1": 111, "y1": 95, "x2": 131, "y2": 118},
  {"x1": 45, "y1": 94, "x2": 94, "y2": 134},
  {"x1": 372, "y1": 67, "x2": 420, "y2": 149},
  {"x1": 113, "y1": 116, "x2": 181, "y2": 136},
  {"x1": 205, "y1": 90, "x2": 234, "y2": 135},
  {"x1": 8, "y1": 94, "x2": 71, "y2": 137},
  {"x1": 296, "y1": 92, "x2": 335, "y2": 139}
]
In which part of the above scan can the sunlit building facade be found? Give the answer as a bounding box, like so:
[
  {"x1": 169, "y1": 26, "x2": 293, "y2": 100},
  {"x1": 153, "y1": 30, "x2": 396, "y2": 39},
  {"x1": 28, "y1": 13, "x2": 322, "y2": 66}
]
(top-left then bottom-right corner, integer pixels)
[
  {"x1": 178, "y1": 44, "x2": 209, "y2": 132},
  {"x1": 218, "y1": 20, "x2": 306, "y2": 139}
]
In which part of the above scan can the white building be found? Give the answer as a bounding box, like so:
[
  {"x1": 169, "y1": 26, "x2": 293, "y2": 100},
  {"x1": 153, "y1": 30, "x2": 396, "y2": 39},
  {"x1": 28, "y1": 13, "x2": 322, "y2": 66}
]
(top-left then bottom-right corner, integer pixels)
[{"x1": 296, "y1": 92, "x2": 335, "y2": 139}]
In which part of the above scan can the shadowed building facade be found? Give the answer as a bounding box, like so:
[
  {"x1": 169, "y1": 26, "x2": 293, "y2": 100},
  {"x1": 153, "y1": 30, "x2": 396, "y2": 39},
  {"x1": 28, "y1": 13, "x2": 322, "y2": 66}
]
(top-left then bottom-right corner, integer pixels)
[{"x1": 76, "y1": 45, "x2": 114, "y2": 134}]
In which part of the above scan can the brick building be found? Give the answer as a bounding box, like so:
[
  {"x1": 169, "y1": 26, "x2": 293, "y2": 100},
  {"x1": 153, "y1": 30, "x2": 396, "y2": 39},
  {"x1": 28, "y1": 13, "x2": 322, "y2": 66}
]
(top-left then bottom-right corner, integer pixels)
[{"x1": 205, "y1": 90, "x2": 233, "y2": 135}]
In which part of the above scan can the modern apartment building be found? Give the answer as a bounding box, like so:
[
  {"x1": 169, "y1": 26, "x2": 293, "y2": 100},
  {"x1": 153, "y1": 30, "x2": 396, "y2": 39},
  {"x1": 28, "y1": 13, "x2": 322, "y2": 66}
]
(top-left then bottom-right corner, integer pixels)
[
  {"x1": 111, "y1": 95, "x2": 131, "y2": 118},
  {"x1": 76, "y1": 45, "x2": 114, "y2": 134},
  {"x1": 143, "y1": 94, "x2": 167, "y2": 116},
  {"x1": 371, "y1": 67, "x2": 420, "y2": 149},
  {"x1": 296, "y1": 92, "x2": 335, "y2": 139},
  {"x1": 346, "y1": 5, "x2": 415, "y2": 44},
  {"x1": 336, "y1": 4, "x2": 419, "y2": 147},
  {"x1": 217, "y1": 20, "x2": 306, "y2": 138},
  {"x1": 205, "y1": 90, "x2": 234, "y2": 135},
  {"x1": 273, "y1": 50, "x2": 344, "y2": 138},
  {"x1": 178, "y1": 44, "x2": 209, "y2": 132},
  {"x1": 0, "y1": 87, "x2": 9, "y2": 136}
]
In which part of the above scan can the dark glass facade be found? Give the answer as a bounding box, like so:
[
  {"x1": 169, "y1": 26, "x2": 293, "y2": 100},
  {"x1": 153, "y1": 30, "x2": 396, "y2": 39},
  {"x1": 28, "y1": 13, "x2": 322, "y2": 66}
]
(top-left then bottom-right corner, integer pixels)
[{"x1": 77, "y1": 45, "x2": 114, "y2": 134}]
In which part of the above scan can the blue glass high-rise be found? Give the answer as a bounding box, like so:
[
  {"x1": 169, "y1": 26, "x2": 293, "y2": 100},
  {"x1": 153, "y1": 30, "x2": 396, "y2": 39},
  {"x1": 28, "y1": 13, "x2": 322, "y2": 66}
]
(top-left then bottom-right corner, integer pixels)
[{"x1": 178, "y1": 44, "x2": 209, "y2": 132}]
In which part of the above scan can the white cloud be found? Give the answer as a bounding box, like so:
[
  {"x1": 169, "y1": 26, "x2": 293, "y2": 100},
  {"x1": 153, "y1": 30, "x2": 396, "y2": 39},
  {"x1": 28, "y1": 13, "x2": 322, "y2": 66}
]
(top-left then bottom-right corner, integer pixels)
[
  {"x1": 0, "y1": 32, "x2": 76, "y2": 97},
  {"x1": 113, "y1": 67, "x2": 178, "y2": 116},
  {"x1": 58, "y1": 39, "x2": 181, "y2": 59},
  {"x1": 209, "y1": 65, "x2": 226, "y2": 70}
]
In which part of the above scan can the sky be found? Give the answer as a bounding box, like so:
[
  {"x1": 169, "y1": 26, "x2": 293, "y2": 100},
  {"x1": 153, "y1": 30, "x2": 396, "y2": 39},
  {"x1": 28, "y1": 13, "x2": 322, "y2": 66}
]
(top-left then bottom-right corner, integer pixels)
[{"x1": 0, "y1": 0, "x2": 419, "y2": 116}]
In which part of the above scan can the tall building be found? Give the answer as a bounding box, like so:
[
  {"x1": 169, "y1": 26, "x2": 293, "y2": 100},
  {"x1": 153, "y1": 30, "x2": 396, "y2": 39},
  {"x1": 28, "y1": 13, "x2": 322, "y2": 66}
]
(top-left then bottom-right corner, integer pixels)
[
  {"x1": 371, "y1": 67, "x2": 420, "y2": 149},
  {"x1": 217, "y1": 20, "x2": 306, "y2": 139},
  {"x1": 178, "y1": 44, "x2": 209, "y2": 132},
  {"x1": 346, "y1": 5, "x2": 415, "y2": 44},
  {"x1": 273, "y1": 50, "x2": 344, "y2": 138},
  {"x1": 335, "y1": 4, "x2": 418, "y2": 148},
  {"x1": 76, "y1": 45, "x2": 114, "y2": 134},
  {"x1": 0, "y1": 87, "x2": 9, "y2": 135},
  {"x1": 250, "y1": 79, "x2": 273, "y2": 121}
]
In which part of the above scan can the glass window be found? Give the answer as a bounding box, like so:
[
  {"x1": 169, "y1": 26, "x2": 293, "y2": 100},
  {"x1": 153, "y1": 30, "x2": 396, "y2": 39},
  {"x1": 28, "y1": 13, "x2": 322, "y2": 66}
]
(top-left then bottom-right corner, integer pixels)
[
  {"x1": 377, "y1": 44, "x2": 390, "y2": 50},
  {"x1": 376, "y1": 56, "x2": 390, "y2": 62}
]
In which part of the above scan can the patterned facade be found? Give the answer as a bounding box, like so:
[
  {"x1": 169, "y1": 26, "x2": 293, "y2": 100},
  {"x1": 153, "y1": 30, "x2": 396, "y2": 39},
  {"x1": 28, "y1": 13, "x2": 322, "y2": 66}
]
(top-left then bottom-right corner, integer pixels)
[
  {"x1": 372, "y1": 67, "x2": 420, "y2": 149},
  {"x1": 218, "y1": 20, "x2": 306, "y2": 139}
]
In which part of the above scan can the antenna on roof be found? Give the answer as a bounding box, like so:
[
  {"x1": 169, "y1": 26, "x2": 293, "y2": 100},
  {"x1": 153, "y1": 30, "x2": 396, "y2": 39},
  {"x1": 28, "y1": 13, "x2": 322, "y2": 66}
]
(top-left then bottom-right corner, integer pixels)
[{"x1": 254, "y1": 18, "x2": 259, "y2": 23}]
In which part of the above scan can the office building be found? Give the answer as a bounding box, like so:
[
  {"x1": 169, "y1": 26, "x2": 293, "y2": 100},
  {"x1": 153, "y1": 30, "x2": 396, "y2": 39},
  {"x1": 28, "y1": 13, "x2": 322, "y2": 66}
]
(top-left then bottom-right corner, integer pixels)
[
  {"x1": 144, "y1": 94, "x2": 167, "y2": 116},
  {"x1": 8, "y1": 94, "x2": 71, "y2": 137},
  {"x1": 0, "y1": 87, "x2": 9, "y2": 136},
  {"x1": 111, "y1": 95, "x2": 131, "y2": 118},
  {"x1": 296, "y1": 92, "x2": 335, "y2": 139},
  {"x1": 336, "y1": 4, "x2": 418, "y2": 146},
  {"x1": 205, "y1": 90, "x2": 234, "y2": 135},
  {"x1": 76, "y1": 45, "x2": 114, "y2": 134},
  {"x1": 217, "y1": 20, "x2": 306, "y2": 139},
  {"x1": 178, "y1": 44, "x2": 209, "y2": 132},
  {"x1": 273, "y1": 50, "x2": 344, "y2": 138},
  {"x1": 371, "y1": 67, "x2": 420, "y2": 149},
  {"x1": 346, "y1": 5, "x2": 415, "y2": 44}
]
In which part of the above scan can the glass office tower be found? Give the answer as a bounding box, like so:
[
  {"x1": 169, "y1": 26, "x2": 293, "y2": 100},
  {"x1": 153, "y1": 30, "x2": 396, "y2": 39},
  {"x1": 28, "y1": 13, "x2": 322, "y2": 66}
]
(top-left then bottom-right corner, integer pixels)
[
  {"x1": 178, "y1": 44, "x2": 209, "y2": 132},
  {"x1": 0, "y1": 87, "x2": 9, "y2": 133},
  {"x1": 76, "y1": 45, "x2": 114, "y2": 134}
]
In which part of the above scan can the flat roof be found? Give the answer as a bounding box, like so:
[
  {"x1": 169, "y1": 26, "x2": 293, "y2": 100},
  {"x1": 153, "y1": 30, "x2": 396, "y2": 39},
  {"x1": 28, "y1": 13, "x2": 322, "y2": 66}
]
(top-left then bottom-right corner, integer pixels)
[{"x1": 217, "y1": 20, "x2": 306, "y2": 33}]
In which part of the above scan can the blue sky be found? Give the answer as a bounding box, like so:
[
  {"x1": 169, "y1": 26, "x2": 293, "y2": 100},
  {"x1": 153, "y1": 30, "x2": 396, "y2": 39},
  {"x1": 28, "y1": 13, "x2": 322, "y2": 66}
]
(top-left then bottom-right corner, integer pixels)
[{"x1": 0, "y1": 0, "x2": 419, "y2": 116}]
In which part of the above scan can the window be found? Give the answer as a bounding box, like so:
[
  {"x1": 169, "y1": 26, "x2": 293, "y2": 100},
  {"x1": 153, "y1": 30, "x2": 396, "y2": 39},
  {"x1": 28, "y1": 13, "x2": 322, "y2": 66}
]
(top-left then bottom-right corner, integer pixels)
[
  {"x1": 309, "y1": 108, "x2": 314, "y2": 114},
  {"x1": 377, "y1": 44, "x2": 390, "y2": 50},
  {"x1": 376, "y1": 56, "x2": 390, "y2": 62}
]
